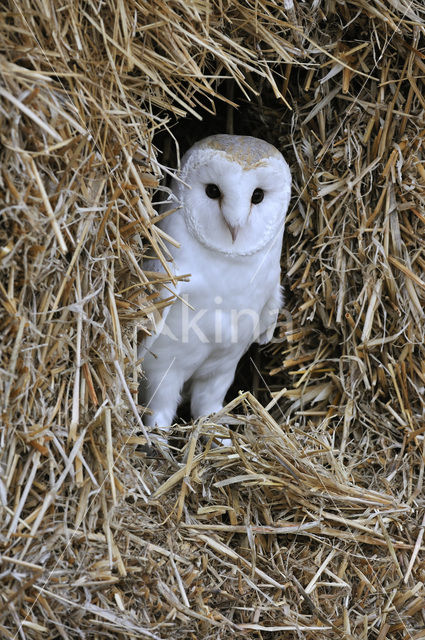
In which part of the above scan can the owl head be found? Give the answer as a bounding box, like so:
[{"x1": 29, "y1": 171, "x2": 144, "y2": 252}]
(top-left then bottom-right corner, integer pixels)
[{"x1": 172, "y1": 134, "x2": 292, "y2": 256}]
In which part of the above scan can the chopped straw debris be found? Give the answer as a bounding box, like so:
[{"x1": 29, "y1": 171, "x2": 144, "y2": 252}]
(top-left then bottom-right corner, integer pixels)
[{"x1": 1, "y1": 1, "x2": 425, "y2": 638}]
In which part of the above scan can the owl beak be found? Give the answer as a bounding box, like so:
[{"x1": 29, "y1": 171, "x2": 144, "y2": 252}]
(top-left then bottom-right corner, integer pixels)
[{"x1": 225, "y1": 221, "x2": 240, "y2": 243}]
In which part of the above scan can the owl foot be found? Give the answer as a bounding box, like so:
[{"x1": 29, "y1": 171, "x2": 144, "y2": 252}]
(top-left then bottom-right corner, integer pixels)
[
  {"x1": 213, "y1": 436, "x2": 233, "y2": 448},
  {"x1": 135, "y1": 424, "x2": 175, "y2": 461}
]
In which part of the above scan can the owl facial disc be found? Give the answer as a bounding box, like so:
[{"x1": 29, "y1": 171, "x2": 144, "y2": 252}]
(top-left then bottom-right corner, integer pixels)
[{"x1": 173, "y1": 135, "x2": 291, "y2": 257}]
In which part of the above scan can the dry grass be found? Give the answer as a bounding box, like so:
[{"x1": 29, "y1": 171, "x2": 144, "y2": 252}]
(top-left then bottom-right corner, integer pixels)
[{"x1": 1, "y1": 0, "x2": 425, "y2": 638}]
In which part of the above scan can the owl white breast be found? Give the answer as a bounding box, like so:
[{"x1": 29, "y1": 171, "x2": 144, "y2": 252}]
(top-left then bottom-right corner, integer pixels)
[{"x1": 140, "y1": 134, "x2": 291, "y2": 439}]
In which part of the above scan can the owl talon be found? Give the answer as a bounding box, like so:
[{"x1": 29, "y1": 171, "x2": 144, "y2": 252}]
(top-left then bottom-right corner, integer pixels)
[
  {"x1": 207, "y1": 432, "x2": 233, "y2": 449},
  {"x1": 215, "y1": 437, "x2": 232, "y2": 448},
  {"x1": 135, "y1": 437, "x2": 174, "y2": 461},
  {"x1": 150, "y1": 431, "x2": 169, "y2": 445}
]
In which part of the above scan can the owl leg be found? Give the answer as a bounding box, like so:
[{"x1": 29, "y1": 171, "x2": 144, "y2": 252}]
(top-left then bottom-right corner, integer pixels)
[
  {"x1": 141, "y1": 364, "x2": 184, "y2": 431},
  {"x1": 190, "y1": 371, "x2": 236, "y2": 446},
  {"x1": 190, "y1": 372, "x2": 235, "y2": 418}
]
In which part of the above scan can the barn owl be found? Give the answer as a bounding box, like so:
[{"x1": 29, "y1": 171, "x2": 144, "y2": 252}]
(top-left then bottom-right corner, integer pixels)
[{"x1": 139, "y1": 134, "x2": 291, "y2": 443}]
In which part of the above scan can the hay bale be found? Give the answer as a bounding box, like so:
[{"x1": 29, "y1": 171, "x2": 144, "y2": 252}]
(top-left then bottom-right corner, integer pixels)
[{"x1": 1, "y1": 1, "x2": 425, "y2": 638}]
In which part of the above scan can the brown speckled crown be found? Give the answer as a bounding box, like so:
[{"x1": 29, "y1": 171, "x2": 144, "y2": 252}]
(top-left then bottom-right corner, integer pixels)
[{"x1": 195, "y1": 134, "x2": 281, "y2": 168}]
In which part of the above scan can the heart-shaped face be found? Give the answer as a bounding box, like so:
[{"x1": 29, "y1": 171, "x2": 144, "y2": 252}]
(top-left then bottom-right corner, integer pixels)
[{"x1": 172, "y1": 134, "x2": 292, "y2": 256}]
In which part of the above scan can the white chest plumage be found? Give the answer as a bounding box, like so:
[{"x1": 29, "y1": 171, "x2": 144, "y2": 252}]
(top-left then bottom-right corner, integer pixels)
[{"x1": 139, "y1": 134, "x2": 291, "y2": 437}]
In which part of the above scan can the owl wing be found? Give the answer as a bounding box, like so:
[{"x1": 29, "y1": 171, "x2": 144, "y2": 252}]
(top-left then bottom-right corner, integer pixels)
[
  {"x1": 138, "y1": 253, "x2": 182, "y2": 358},
  {"x1": 257, "y1": 280, "x2": 283, "y2": 345},
  {"x1": 138, "y1": 189, "x2": 185, "y2": 358}
]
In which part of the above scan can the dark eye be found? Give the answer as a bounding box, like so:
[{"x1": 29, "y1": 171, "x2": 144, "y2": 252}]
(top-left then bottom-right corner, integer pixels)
[
  {"x1": 205, "y1": 183, "x2": 221, "y2": 199},
  {"x1": 251, "y1": 188, "x2": 264, "y2": 205}
]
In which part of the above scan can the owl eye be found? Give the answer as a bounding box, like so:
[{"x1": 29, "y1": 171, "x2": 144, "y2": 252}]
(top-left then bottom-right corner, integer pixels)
[
  {"x1": 205, "y1": 183, "x2": 221, "y2": 199},
  {"x1": 251, "y1": 188, "x2": 264, "y2": 205}
]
